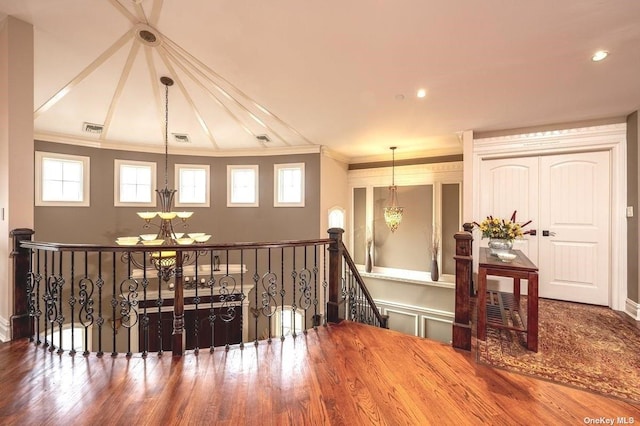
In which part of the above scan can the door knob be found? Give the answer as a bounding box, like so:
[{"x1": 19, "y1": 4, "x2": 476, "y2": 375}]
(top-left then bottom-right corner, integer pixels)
[{"x1": 542, "y1": 230, "x2": 556, "y2": 237}]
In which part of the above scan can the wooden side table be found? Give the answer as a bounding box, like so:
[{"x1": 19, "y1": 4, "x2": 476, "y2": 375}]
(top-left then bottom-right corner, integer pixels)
[{"x1": 477, "y1": 247, "x2": 539, "y2": 352}]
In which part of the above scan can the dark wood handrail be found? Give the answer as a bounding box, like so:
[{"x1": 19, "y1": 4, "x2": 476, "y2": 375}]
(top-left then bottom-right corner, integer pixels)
[
  {"x1": 340, "y1": 242, "x2": 388, "y2": 328},
  {"x1": 21, "y1": 238, "x2": 333, "y2": 252}
]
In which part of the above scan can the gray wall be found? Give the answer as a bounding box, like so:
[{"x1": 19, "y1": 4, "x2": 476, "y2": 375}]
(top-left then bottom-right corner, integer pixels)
[
  {"x1": 34, "y1": 141, "x2": 321, "y2": 244},
  {"x1": 628, "y1": 111, "x2": 639, "y2": 303},
  {"x1": 373, "y1": 185, "x2": 433, "y2": 272}
]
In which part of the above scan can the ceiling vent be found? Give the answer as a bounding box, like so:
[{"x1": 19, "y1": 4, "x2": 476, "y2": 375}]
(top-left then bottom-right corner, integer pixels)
[
  {"x1": 173, "y1": 133, "x2": 190, "y2": 143},
  {"x1": 82, "y1": 122, "x2": 104, "y2": 134},
  {"x1": 256, "y1": 134, "x2": 271, "y2": 143}
]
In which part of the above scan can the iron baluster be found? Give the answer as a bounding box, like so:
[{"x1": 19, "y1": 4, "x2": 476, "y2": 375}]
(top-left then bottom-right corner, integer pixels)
[
  {"x1": 141, "y1": 252, "x2": 149, "y2": 357},
  {"x1": 208, "y1": 252, "x2": 216, "y2": 352},
  {"x1": 78, "y1": 251, "x2": 96, "y2": 356},
  {"x1": 56, "y1": 251, "x2": 65, "y2": 354},
  {"x1": 96, "y1": 252, "x2": 104, "y2": 357},
  {"x1": 252, "y1": 248, "x2": 259, "y2": 346},
  {"x1": 111, "y1": 252, "x2": 117, "y2": 356},
  {"x1": 291, "y1": 247, "x2": 297, "y2": 338}
]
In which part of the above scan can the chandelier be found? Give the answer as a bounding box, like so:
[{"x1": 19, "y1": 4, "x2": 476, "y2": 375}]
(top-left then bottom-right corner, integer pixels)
[
  {"x1": 383, "y1": 146, "x2": 403, "y2": 233},
  {"x1": 116, "y1": 76, "x2": 210, "y2": 256}
]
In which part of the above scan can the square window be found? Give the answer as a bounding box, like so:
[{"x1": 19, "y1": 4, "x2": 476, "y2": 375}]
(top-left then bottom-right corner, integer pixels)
[
  {"x1": 114, "y1": 159, "x2": 156, "y2": 207},
  {"x1": 227, "y1": 165, "x2": 259, "y2": 207},
  {"x1": 175, "y1": 164, "x2": 210, "y2": 207},
  {"x1": 35, "y1": 152, "x2": 90, "y2": 206},
  {"x1": 274, "y1": 163, "x2": 305, "y2": 207}
]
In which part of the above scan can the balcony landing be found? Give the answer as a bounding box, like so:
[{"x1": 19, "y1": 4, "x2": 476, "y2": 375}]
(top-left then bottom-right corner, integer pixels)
[{"x1": 0, "y1": 321, "x2": 638, "y2": 425}]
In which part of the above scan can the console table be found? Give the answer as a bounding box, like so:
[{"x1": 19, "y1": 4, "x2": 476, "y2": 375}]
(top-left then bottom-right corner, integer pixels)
[{"x1": 477, "y1": 248, "x2": 539, "y2": 352}]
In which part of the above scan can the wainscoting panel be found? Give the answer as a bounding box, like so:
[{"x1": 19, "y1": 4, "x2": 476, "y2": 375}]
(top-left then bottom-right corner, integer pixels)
[
  {"x1": 383, "y1": 309, "x2": 419, "y2": 336},
  {"x1": 422, "y1": 315, "x2": 453, "y2": 344},
  {"x1": 376, "y1": 299, "x2": 454, "y2": 343}
]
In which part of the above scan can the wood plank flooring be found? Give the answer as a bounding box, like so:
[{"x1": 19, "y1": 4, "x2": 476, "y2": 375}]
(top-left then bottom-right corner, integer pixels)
[{"x1": 0, "y1": 321, "x2": 638, "y2": 425}]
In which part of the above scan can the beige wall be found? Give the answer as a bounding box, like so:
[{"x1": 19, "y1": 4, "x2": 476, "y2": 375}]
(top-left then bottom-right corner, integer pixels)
[
  {"x1": 0, "y1": 17, "x2": 34, "y2": 341},
  {"x1": 319, "y1": 151, "x2": 349, "y2": 239}
]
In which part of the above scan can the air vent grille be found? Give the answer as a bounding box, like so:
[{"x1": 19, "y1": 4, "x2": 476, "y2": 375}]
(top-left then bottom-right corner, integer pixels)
[
  {"x1": 173, "y1": 133, "x2": 190, "y2": 143},
  {"x1": 82, "y1": 122, "x2": 103, "y2": 134}
]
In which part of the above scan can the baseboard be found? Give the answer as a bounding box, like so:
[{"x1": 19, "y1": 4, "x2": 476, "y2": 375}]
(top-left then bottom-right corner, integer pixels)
[
  {"x1": 625, "y1": 298, "x2": 640, "y2": 321},
  {"x1": 0, "y1": 315, "x2": 10, "y2": 343}
]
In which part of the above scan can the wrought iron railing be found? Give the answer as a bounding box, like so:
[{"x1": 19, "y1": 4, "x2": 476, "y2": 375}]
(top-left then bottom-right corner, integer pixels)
[
  {"x1": 340, "y1": 244, "x2": 389, "y2": 329},
  {"x1": 10, "y1": 228, "x2": 387, "y2": 356}
]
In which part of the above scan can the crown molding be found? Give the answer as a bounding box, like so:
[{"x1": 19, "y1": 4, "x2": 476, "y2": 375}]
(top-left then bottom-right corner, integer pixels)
[
  {"x1": 34, "y1": 132, "x2": 322, "y2": 157},
  {"x1": 348, "y1": 161, "x2": 463, "y2": 187},
  {"x1": 472, "y1": 123, "x2": 627, "y2": 156}
]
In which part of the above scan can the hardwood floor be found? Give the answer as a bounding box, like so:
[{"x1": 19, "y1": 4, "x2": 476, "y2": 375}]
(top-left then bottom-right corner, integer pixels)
[{"x1": 0, "y1": 321, "x2": 638, "y2": 425}]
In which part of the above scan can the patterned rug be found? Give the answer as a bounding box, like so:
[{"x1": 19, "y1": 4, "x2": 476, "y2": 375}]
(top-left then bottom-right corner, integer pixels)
[{"x1": 475, "y1": 297, "x2": 640, "y2": 403}]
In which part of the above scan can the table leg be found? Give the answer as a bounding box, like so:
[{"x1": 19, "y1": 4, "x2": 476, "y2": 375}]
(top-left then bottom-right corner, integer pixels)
[
  {"x1": 513, "y1": 277, "x2": 521, "y2": 308},
  {"x1": 527, "y1": 271, "x2": 538, "y2": 352},
  {"x1": 477, "y1": 268, "x2": 487, "y2": 341}
]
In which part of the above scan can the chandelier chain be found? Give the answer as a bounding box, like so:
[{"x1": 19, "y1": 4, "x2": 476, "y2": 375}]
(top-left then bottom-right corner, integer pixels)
[{"x1": 164, "y1": 82, "x2": 169, "y2": 188}]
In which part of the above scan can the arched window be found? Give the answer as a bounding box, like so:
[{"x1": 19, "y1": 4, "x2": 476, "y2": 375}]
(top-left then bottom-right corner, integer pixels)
[
  {"x1": 328, "y1": 206, "x2": 345, "y2": 229},
  {"x1": 273, "y1": 305, "x2": 304, "y2": 337}
]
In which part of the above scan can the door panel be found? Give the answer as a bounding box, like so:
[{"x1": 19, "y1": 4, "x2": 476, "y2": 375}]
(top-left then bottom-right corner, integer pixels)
[
  {"x1": 480, "y1": 157, "x2": 538, "y2": 293},
  {"x1": 539, "y1": 151, "x2": 610, "y2": 305}
]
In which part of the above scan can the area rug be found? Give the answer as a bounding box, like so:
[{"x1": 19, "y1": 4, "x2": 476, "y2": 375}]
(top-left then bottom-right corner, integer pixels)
[{"x1": 475, "y1": 297, "x2": 640, "y2": 403}]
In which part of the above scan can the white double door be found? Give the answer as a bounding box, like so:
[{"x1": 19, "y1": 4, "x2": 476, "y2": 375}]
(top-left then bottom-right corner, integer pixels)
[{"x1": 479, "y1": 150, "x2": 610, "y2": 306}]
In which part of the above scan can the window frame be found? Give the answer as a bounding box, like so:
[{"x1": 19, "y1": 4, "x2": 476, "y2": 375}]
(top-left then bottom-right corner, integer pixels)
[
  {"x1": 35, "y1": 151, "x2": 91, "y2": 207},
  {"x1": 274, "y1": 162, "x2": 305, "y2": 207},
  {"x1": 114, "y1": 159, "x2": 157, "y2": 207},
  {"x1": 174, "y1": 163, "x2": 210, "y2": 207},
  {"x1": 227, "y1": 165, "x2": 259, "y2": 207}
]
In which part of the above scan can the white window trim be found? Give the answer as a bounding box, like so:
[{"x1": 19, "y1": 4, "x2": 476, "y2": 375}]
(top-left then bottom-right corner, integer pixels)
[
  {"x1": 175, "y1": 164, "x2": 210, "y2": 207},
  {"x1": 274, "y1": 162, "x2": 305, "y2": 207},
  {"x1": 227, "y1": 165, "x2": 259, "y2": 207},
  {"x1": 35, "y1": 151, "x2": 90, "y2": 207},
  {"x1": 114, "y1": 159, "x2": 157, "y2": 207}
]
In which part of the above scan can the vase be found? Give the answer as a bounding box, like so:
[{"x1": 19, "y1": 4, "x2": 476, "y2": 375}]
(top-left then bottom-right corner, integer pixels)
[
  {"x1": 365, "y1": 242, "x2": 372, "y2": 273},
  {"x1": 488, "y1": 238, "x2": 513, "y2": 256},
  {"x1": 431, "y1": 258, "x2": 439, "y2": 281}
]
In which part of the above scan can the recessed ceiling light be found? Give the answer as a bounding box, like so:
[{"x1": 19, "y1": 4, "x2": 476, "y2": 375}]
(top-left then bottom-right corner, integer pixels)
[
  {"x1": 417, "y1": 88, "x2": 427, "y2": 98},
  {"x1": 591, "y1": 50, "x2": 609, "y2": 62}
]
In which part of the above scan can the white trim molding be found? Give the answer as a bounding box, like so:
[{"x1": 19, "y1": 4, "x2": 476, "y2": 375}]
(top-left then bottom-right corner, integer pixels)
[
  {"x1": 625, "y1": 298, "x2": 640, "y2": 321},
  {"x1": 0, "y1": 315, "x2": 10, "y2": 342}
]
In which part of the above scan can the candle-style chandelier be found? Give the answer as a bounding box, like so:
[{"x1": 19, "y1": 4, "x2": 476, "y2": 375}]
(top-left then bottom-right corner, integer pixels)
[
  {"x1": 116, "y1": 77, "x2": 210, "y2": 276},
  {"x1": 383, "y1": 146, "x2": 404, "y2": 233}
]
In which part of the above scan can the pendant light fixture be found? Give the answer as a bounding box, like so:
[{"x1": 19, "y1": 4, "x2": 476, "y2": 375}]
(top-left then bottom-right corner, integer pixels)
[
  {"x1": 384, "y1": 146, "x2": 403, "y2": 233},
  {"x1": 116, "y1": 76, "x2": 209, "y2": 248}
]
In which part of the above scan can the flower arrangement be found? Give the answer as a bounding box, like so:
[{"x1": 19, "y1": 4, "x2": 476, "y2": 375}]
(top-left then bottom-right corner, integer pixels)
[{"x1": 474, "y1": 211, "x2": 532, "y2": 241}]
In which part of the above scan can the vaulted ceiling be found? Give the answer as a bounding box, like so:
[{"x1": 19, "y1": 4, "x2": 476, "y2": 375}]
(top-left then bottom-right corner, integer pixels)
[{"x1": 1, "y1": 0, "x2": 639, "y2": 162}]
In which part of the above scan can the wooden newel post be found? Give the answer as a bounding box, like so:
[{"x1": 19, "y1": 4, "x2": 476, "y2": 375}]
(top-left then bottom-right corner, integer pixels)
[
  {"x1": 327, "y1": 228, "x2": 345, "y2": 324},
  {"x1": 172, "y1": 252, "x2": 185, "y2": 356},
  {"x1": 10, "y1": 228, "x2": 35, "y2": 340},
  {"x1": 452, "y1": 228, "x2": 473, "y2": 351}
]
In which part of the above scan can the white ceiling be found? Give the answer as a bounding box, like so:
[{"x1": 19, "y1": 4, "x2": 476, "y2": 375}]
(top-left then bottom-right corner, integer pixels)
[{"x1": 1, "y1": 0, "x2": 639, "y2": 163}]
